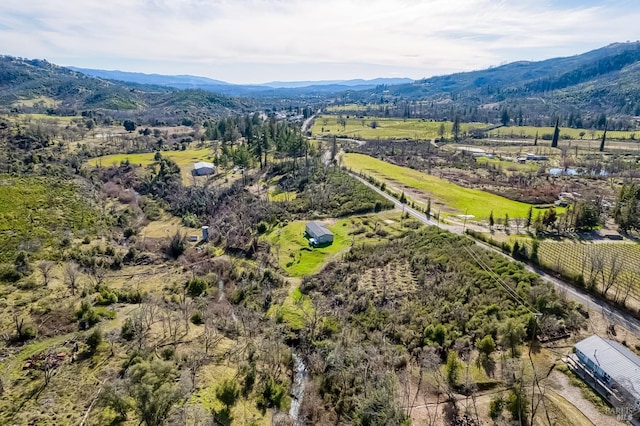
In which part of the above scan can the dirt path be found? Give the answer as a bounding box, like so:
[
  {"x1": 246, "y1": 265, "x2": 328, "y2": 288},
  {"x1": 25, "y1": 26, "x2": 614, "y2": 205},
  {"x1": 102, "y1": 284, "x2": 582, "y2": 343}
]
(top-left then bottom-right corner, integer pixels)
[{"x1": 548, "y1": 370, "x2": 623, "y2": 425}]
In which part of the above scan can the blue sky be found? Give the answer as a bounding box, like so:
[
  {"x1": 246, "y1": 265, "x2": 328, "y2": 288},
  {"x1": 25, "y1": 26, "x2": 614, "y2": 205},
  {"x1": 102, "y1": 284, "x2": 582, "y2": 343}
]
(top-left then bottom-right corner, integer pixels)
[{"x1": 1, "y1": 0, "x2": 639, "y2": 84}]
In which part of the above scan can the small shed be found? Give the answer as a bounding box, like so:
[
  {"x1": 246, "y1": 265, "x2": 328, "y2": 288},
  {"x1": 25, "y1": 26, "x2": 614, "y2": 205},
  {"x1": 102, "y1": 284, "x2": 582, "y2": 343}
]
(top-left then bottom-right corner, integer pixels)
[
  {"x1": 193, "y1": 161, "x2": 215, "y2": 176},
  {"x1": 305, "y1": 222, "x2": 334, "y2": 246}
]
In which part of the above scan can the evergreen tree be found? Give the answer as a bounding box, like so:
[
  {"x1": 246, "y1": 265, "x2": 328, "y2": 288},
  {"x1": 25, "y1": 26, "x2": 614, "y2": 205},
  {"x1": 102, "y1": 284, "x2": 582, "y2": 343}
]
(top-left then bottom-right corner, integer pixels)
[
  {"x1": 489, "y1": 210, "x2": 495, "y2": 230},
  {"x1": 551, "y1": 118, "x2": 560, "y2": 148},
  {"x1": 599, "y1": 126, "x2": 607, "y2": 152},
  {"x1": 452, "y1": 115, "x2": 461, "y2": 141},
  {"x1": 526, "y1": 206, "x2": 533, "y2": 230}
]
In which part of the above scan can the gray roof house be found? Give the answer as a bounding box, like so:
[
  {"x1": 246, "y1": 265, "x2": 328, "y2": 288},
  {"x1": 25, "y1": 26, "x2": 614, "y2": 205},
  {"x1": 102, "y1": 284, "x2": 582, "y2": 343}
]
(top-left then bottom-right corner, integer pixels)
[
  {"x1": 305, "y1": 222, "x2": 334, "y2": 246},
  {"x1": 193, "y1": 161, "x2": 215, "y2": 176},
  {"x1": 569, "y1": 335, "x2": 640, "y2": 422}
]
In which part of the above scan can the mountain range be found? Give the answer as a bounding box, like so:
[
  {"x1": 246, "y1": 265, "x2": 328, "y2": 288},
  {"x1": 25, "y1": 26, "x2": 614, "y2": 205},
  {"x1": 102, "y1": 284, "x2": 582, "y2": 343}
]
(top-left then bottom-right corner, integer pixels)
[
  {"x1": 3, "y1": 42, "x2": 640, "y2": 119},
  {"x1": 66, "y1": 67, "x2": 412, "y2": 96}
]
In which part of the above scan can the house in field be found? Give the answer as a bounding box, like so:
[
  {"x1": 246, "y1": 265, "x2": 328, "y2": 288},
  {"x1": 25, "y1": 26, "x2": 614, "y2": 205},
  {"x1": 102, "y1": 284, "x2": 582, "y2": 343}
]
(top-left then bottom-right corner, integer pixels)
[
  {"x1": 193, "y1": 161, "x2": 215, "y2": 176},
  {"x1": 304, "y1": 222, "x2": 334, "y2": 247},
  {"x1": 568, "y1": 335, "x2": 640, "y2": 423}
]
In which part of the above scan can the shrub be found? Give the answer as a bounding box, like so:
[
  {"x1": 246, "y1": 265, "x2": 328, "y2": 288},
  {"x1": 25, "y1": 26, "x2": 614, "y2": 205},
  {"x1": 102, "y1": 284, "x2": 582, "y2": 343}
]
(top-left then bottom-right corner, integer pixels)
[
  {"x1": 95, "y1": 288, "x2": 118, "y2": 305},
  {"x1": 181, "y1": 212, "x2": 200, "y2": 228},
  {"x1": 256, "y1": 376, "x2": 288, "y2": 411},
  {"x1": 186, "y1": 278, "x2": 208, "y2": 297},
  {"x1": 190, "y1": 310, "x2": 203, "y2": 325},
  {"x1": 0, "y1": 264, "x2": 22, "y2": 282},
  {"x1": 167, "y1": 231, "x2": 187, "y2": 259},
  {"x1": 86, "y1": 328, "x2": 103, "y2": 354},
  {"x1": 75, "y1": 300, "x2": 101, "y2": 329},
  {"x1": 121, "y1": 317, "x2": 136, "y2": 341},
  {"x1": 256, "y1": 221, "x2": 268, "y2": 234},
  {"x1": 216, "y1": 378, "x2": 240, "y2": 410}
]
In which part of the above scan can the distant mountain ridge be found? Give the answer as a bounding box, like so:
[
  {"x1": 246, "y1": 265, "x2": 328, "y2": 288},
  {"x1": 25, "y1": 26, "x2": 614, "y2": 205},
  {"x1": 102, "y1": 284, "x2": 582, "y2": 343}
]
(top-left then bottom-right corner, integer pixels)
[
  {"x1": 349, "y1": 42, "x2": 640, "y2": 118},
  {"x1": 66, "y1": 67, "x2": 413, "y2": 95}
]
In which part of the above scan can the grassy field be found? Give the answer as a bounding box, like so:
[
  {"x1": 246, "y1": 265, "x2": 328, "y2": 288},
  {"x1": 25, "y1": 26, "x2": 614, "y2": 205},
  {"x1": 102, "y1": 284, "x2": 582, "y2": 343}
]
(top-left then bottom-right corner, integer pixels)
[
  {"x1": 311, "y1": 115, "x2": 483, "y2": 140},
  {"x1": 0, "y1": 176, "x2": 97, "y2": 262},
  {"x1": 263, "y1": 213, "x2": 408, "y2": 277},
  {"x1": 88, "y1": 147, "x2": 216, "y2": 184},
  {"x1": 269, "y1": 285, "x2": 314, "y2": 330},
  {"x1": 475, "y1": 156, "x2": 541, "y2": 173},
  {"x1": 488, "y1": 125, "x2": 637, "y2": 141},
  {"x1": 325, "y1": 104, "x2": 370, "y2": 112},
  {"x1": 12, "y1": 97, "x2": 60, "y2": 108},
  {"x1": 263, "y1": 220, "x2": 351, "y2": 277},
  {"x1": 343, "y1": 153, "x2": 543, "y2": 219}
]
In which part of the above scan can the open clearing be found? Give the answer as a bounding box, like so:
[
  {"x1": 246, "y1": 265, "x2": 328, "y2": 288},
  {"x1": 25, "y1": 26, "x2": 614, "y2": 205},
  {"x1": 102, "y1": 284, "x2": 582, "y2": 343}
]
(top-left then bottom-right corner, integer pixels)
[
  {"x1": 343, "y1": 153, "x2": 544, "y2": 219},
  {"x1": 88, "y1": 147, "x2": 217, "y2": 184},
  {"x1": 263, "y1": 212, "x2": 408, "y2": 277}
]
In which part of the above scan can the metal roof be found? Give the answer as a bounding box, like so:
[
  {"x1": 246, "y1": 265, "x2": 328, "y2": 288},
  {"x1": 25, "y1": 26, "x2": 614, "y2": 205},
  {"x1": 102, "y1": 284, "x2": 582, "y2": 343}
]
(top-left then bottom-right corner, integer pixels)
[
  {"x1": 194, "y1": 161, "x2": 214, "y2": 169},
  {"x1": 575, "y1": 335, "x2": 640, "y2": 400},
  {"x1": 306, "y1": 222, "x2": 332, "y2": 238}
]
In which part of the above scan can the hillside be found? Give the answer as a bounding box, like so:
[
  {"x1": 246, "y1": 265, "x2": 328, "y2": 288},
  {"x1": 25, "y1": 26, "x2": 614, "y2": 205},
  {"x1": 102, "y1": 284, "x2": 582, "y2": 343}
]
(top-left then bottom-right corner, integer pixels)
[
  {"x1": 0, "y1": 56, "x2": 242, "y2": 119},
  {"x1": 352, "y1": 42, "x2": 640, "y2": 118}
]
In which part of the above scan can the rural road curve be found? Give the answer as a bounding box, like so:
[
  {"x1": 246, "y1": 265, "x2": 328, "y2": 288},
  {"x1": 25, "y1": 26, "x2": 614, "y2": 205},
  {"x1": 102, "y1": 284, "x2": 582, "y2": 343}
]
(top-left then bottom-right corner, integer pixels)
[{"x1": 350, "y1": 172, "x2": 640, "y2": 336}]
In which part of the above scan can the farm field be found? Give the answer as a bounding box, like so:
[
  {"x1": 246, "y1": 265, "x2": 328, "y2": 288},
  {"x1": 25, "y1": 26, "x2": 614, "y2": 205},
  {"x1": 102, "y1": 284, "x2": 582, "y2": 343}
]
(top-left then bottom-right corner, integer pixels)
[
  {"x1": 343, "y1": 153, "x2": 546, "y2": 219},
  {"x1": 487, "y1": 125, "x2": 637, "y2": 141},
  {"x1": 493, "y1": 233, "x2": 640, "y2": 310},
  {"x1": 311, "y1": 115, "x2": 483, "y2": 140}
]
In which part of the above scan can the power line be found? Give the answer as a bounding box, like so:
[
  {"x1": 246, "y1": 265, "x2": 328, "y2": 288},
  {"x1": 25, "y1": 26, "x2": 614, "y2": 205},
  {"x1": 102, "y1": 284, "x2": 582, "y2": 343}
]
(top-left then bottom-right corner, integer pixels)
[{"x1": 462, "y1": 244, "x2": 540, "y2": 315}]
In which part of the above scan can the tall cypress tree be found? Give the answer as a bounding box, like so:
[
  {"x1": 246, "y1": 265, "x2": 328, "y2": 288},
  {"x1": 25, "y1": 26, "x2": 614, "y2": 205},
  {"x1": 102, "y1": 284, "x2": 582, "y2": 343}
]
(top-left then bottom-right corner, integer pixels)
[
  {"x1": 551, "y1": 118, "x2": 560, "y2": 148},
  {"x1": 599, "y1": 126, "x2": 608, "y2": 152}
]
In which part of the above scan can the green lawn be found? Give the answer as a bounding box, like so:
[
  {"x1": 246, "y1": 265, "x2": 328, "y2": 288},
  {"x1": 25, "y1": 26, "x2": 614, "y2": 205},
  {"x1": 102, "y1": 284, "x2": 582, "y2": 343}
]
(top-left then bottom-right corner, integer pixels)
[
  {"x1": 263, "y1": 220, "x2": 352, "y2": 277},
  {"x1": 311, "y1": 115, "x2": 483, "y2": 140},
  {"x1": 343, "y1": 153, "x2": 542, "y2": 219},
  {"x1": 263, "y1": 213, "x2": 409, "y2": 277}
]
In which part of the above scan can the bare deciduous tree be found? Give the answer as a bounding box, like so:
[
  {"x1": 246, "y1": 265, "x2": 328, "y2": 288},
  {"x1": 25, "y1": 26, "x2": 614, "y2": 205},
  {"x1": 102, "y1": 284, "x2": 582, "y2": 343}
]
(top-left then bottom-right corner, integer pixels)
[
  {"x1": 64, "y1": 262, "x2": 80, "y2": 296},
  {"x1": 37, "y1": 260, "x2": 56, "y2": 286}
]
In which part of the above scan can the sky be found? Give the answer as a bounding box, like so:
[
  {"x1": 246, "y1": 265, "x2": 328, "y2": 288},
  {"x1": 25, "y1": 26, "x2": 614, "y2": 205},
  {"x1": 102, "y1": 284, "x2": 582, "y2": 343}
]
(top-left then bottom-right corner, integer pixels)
[{"x1": 1, "y1": 0, "x2": 640, "y2": 84}]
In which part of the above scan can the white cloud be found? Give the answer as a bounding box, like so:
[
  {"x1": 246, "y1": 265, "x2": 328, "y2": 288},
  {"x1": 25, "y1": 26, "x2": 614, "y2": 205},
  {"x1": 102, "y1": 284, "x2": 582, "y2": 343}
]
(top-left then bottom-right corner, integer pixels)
[{"x1": 1, "y1": 0, "x2": 639, "y2": 83}]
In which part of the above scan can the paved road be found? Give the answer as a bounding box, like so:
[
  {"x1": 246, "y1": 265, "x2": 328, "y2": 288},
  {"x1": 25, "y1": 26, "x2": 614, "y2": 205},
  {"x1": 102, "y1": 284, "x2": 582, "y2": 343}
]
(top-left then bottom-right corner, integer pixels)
[{"x1": 350, "y1": 172, "x2": 640, "y2": 336}]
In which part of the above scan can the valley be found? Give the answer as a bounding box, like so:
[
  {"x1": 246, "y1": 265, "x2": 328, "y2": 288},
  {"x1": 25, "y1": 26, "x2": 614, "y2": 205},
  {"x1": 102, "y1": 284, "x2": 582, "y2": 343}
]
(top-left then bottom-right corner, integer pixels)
[{"x1": 2, "y1": 40, "x2": 640, "y2": 426}]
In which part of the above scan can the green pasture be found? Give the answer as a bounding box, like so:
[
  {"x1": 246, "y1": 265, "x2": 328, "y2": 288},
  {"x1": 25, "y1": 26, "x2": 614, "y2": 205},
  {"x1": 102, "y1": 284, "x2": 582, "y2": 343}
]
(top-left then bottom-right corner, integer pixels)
[
  {"x1": 325, "y1": 104, "x2": 370, "y2": 112},
  {"x1": 343, "y1": 153, "x2": 546, "y2": 219},
  {"x1": 311, "y1": 115, "x2": 483, "y2": 140},
  {"x1": 488, "y1": 126, "x2": 637, "y2": 141}
]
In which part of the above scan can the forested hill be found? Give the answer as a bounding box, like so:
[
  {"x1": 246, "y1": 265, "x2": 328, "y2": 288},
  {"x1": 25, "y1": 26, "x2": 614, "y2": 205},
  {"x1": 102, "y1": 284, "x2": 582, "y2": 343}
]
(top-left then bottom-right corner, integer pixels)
[
  {"x1": 0, "y1": 56, "x2": 242, "y2": 119},
  {"x1": 353, "y1": 42, "x2": 640, "y2": 117}
]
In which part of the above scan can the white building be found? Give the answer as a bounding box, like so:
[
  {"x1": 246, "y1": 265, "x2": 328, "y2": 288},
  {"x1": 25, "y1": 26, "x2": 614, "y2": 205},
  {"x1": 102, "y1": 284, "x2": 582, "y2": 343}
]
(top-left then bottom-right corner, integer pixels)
[{"x1": 193, "y1": 161, "x2": 215, "y2": 176}]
